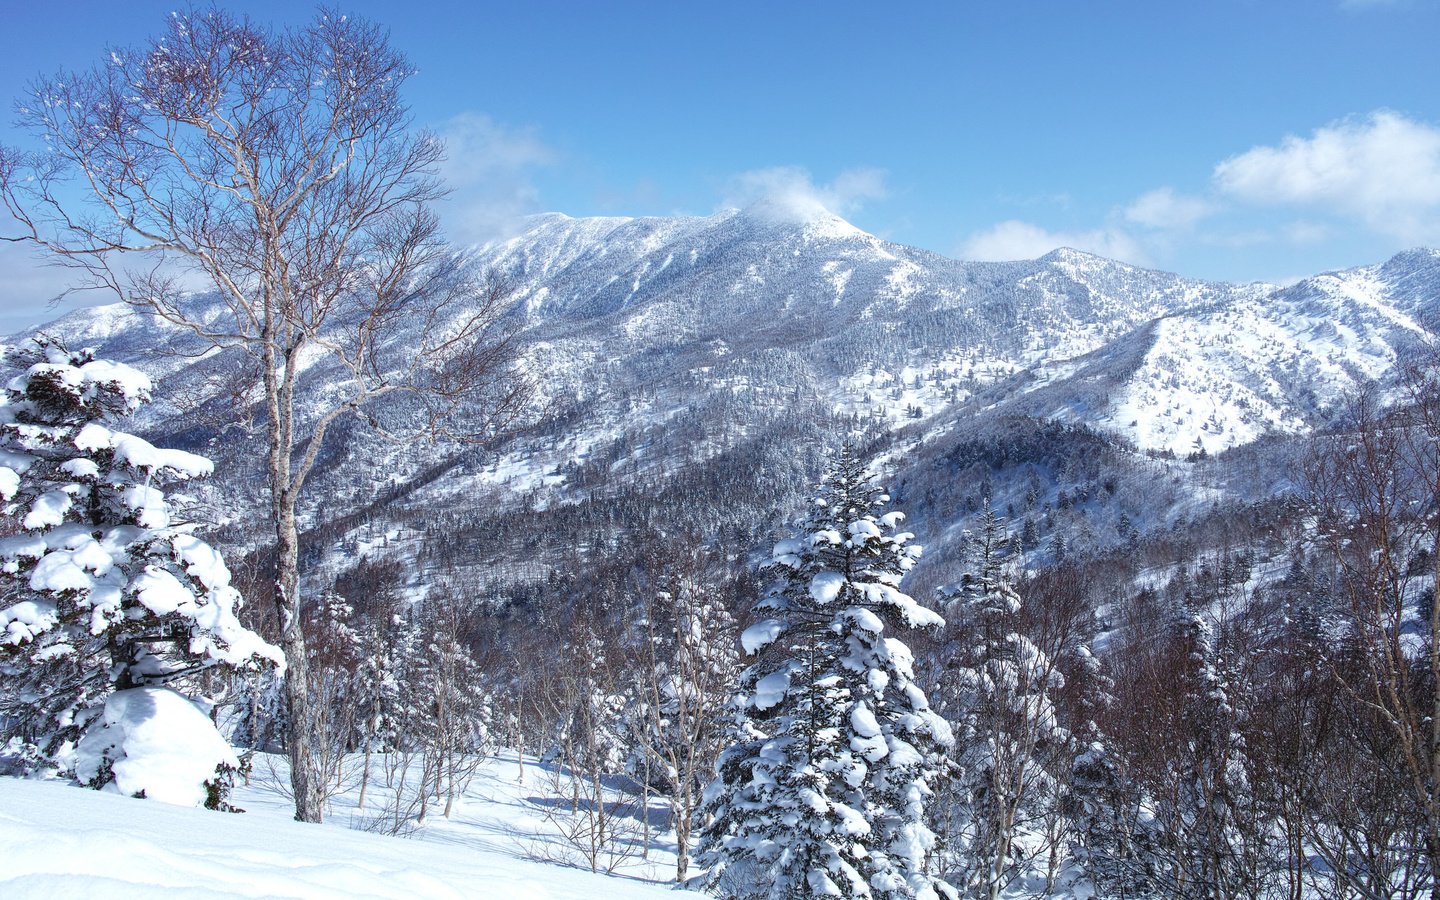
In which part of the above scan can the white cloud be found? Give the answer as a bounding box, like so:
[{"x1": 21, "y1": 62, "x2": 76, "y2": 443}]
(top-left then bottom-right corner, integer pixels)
[
  {"x1": 0, "y1": 239, "x2": 224, "y2": 336},
  {"x1": 435, "y1": 113, "x2": 555, "y2": 245},
  {"x1": 1123, "y1": 187, "x2": 1216, "y2": 230},
  {"x1": 1213, "y1": 111, "x2": 1440, "y2": 243},
  {"x1": 959, "y1": 220, "x2": 1148, "y2": 265},
  {"x1": 721, "y1": 165, "x2": 888, "y2": 223},
  {"x1": 961, "y1": 111, "x2": 1440, "y2": 272}
]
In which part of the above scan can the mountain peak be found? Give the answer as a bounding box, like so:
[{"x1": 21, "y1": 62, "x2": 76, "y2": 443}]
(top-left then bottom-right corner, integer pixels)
[
  {"x1": 733, "y1": 196, "x2": 868, "y2": 239},
  {"x1": 1037, "y1": 246, "x2": 1122, "y2": 267}
]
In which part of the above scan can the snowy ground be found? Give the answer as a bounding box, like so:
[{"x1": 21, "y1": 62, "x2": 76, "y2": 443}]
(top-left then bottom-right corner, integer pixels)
[{"x1": 0, "y1": 751, "x2": 706, "y2": 900}]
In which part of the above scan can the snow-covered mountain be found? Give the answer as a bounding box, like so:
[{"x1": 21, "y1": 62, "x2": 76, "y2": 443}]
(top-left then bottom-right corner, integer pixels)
[
  {"x1": 485, "y1": 206, "x2": 1255, "y2": 416},
  {"x1": 1095, "y1": 249, "x2": 1440, "y2": 455},
  {"x1": 466, "y1": 208, "x2": 1437, "y2": 461},
  {"x1": 8, "y1": 209, "x2": 1439, "y2": 578}
]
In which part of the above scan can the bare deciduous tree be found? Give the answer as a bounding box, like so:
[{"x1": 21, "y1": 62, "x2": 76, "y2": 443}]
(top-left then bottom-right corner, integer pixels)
[
  {"x1": 1306, "y1": 382, "x2": 1440, "y2": 898},
  {"x1": 636, "y1": 544, "x2": 739, "y2": 882},
  {"x1": 0, "y1": 8, "x2": 525, "y2": 822}
]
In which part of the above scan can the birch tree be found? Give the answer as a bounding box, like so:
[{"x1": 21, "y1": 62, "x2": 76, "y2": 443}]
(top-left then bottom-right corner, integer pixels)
[{"x1": 0, "y1": 8, "x2": 523, "y2": 821}]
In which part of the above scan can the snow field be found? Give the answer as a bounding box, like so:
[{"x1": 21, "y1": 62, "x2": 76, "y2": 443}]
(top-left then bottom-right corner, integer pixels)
[{"x1": 0, "y1": 749, "x2": 706, "y2": 900}]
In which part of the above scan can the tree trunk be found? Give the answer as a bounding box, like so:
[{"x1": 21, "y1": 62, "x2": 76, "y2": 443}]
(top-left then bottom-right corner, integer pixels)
[
  {"x1": 277, "y1": 498, "x2": 325, "y2": 823},
  {"x1": 675, "y1": 777, "x2": 691, "y2": 883},
  {"x1": 357, "y1": 745, "x2": 372, "y2": 811},
  {"x1": 357, "y1": 699, "x2": 379, "y2": 810},
  {"x1": 641, "y1": 752, "x2": 651, "y2": 860},
  {"x1": 516, "y1": 713, "x2": 525, "y2": 785}
]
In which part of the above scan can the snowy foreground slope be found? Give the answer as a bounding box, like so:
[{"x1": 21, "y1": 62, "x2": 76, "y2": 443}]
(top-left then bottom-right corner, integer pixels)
[{"x1": 0, "y1": 756, "x2": 705, "y2": 900}]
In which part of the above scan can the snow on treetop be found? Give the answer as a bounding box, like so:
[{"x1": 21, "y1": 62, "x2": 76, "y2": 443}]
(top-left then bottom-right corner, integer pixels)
[
  {"x1": 849, "y1": 702, "x2": 882, "y2": 739},
  {"x1": 772, "y1": 537, "x2": 805, "y2": 569},
  {"x1": 810, "y1": 570, "x2": 846, "y2": 605},
  {"x1": 0, "y1": 467, "x2": 17, "y2": 502},
  {"x1": 78, "y1": 358, "x2": 153, "y2": 404},
  {"x1": 131, "y1": 566, "x2": 199, "y2": 617},
  {"x1": 861, "y1": 583, "x2": 943, "y2": 628},
  {"x1": 27, "y1": 535, "x2": 118, "y2": 595},
  {"x1": 170, "y1": 533, "x2": 238, "y2": 593},
  {"x1": 20, "y1": 487, "x2": 73, "y2": 530},
  {"x1": 7, "y1": 354, "x2": 153, "y2": 414},
  {"x1": 842, "y1": 605, "x2": 885, "y2": 634},
  {"x1": 0, "y1": 532, "x2": 46, "y2": 562},
  {"x1": 848, "y1": 519, "x2": 881, "y2": 540},
  {"x1": 0, "y1": 448, "x2": 34, "y2": 469},
  {"x1": 751, "y1": 666, "x2": 793, "y2": 710},
  {"x1": 0, "y1": 596, "x2": 59, "y2": 643}
]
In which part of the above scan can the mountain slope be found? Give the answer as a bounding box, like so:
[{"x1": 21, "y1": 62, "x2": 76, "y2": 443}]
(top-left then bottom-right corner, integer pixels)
[{"x1": 1100, "y1": 249, "x2": 1440, "y2": 455}]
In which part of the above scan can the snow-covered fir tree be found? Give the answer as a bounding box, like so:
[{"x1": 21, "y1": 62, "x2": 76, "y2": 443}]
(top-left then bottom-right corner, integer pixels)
[
  {"x1": 1064, "y1": 661, "x2": 1159, "y2": 898},
  {"x1": 353, "y1": 603, "x2": 413, "y2": 812},
  {"x1": 698, "y1": 445, "x2": 954, "y2": 900},
  {"x1": 412, "y1": 589, "x2": 492, "y2": 821},
  {"x1": 0, "y1": 337, "x2": 279, "y2": 795}
]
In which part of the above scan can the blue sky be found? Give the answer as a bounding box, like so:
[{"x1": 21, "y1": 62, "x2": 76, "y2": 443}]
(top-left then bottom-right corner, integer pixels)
[{"x1": 2, "y1": 1, "x2": 1439, "y2": 330}]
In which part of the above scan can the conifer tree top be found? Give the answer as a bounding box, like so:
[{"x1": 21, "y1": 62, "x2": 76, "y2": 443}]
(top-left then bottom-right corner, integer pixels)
[
  {"x1": 746, "y1": 445, "x2": 942, "y2": 658},
  {"x1": 0, "y1": 336, "x2": 280, "y2": 683}
]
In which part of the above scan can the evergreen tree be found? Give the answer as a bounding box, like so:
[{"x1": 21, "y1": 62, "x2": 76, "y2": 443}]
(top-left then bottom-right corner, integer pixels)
[
  {"x1": 413, "y1": 589, "x2": 492, "y2": 821},
  {"x1": 1065, "y1": 690, "x2": 1159, "y2": 897},
  {"x1": 0, "y1": 337, "x2": 279, "y2": 780},
  {"x1": 698, "y1": 445, "x2": 954, "y2": 899}
]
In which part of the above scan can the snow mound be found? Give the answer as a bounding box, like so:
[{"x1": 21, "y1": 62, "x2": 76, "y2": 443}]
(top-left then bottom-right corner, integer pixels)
[{"x1": 75, "y1": 686, "x2": 238, "y2": 807}]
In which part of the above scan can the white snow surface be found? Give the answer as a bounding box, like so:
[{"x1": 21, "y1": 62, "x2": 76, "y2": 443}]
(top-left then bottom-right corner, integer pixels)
[{"x1": 0, "y1": 752, "x2": 707, "y2": 900}]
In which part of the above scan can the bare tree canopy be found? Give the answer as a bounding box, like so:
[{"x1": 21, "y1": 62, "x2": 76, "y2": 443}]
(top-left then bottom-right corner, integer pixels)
[{"x1": 0, "y1": 7, "x2": 525, "y2": 823}]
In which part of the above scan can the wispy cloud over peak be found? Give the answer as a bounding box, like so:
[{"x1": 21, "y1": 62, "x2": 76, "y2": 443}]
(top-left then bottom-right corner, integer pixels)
[
  {"x1": 959, "y1": 220, "x2": 1149, "y2": 266},
  {"x1": 436, "y1": 113, "x2": 556, "y2": 245},
  {"x1": 721, "y1": 166, "x2": 888, "y2": 224}
]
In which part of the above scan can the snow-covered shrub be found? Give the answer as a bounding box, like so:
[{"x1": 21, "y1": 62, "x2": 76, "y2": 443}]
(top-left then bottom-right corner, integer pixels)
[
  {"x1": 74, "y1": 686, "x2": 242, "y2": 808},
  {"x1": 698, "y1": 445, "x2": 954, "y2": 900},
  {"x1": 0, "y1": 337, "x2": 280, "y2": 794}
]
